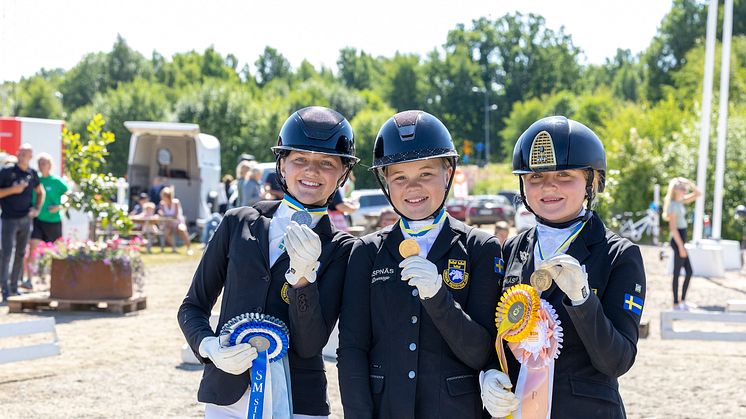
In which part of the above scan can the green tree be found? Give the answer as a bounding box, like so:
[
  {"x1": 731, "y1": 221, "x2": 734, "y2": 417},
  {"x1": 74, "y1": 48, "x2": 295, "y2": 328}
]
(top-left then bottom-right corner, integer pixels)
[
  {"x1": 255, "y1": 46, "x2": 291, "y2": 86},
  {"x1": 337, "y1": 47, "x2": 376, "y2": 90},
  {"x1": 63, "y1": 114, "x2": 132, "y2": 238},
  {"x1": 380, "y1": 53, "x2": 425, "y2": 112},
  {"x1": 59, "y1": 52, "x2": 110, "y2": 111},
  {"x1": 14, "y1": 76, "x2": 64, "y2": 119}
]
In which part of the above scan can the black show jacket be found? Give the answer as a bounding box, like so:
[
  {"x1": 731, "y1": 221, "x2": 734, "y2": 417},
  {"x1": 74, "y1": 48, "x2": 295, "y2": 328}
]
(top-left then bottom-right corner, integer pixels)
[
  {"x1": 338, "y1": 216, "x2": 502, "y2": 419},
  {"x1": 178, "y1": 201, "x2": 355, "y2": 416},
  {"x1": 500, "y1": 212, "x2": 646, "y2": 418}
]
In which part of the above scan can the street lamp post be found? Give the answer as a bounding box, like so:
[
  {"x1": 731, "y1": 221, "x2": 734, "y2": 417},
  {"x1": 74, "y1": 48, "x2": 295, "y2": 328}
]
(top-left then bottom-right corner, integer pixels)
[{"x1": 472, "y1": 86, "x2": 497, "y2": 163}]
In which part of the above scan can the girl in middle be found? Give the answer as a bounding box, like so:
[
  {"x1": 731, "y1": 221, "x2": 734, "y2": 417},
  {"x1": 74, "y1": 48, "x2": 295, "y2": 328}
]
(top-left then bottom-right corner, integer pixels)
[{"x1": 338, "y1": 110, "x2": 502, "y2": 418}]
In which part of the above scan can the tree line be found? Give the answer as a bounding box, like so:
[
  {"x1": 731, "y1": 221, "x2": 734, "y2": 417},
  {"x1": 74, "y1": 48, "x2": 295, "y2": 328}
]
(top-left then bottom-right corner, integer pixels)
[{"x1": 2, "y1": 0, "x2": 746, "y2": 239}]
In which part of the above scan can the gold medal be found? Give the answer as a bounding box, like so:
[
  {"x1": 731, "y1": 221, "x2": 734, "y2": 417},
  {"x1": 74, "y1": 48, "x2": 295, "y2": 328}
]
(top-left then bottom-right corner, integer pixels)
[
  {"x1": 530, "y1": 269, "x2": 553, "y2": 292},
  {"x1": 399, "y1": 239, "x2": 420, "y2": 258}
]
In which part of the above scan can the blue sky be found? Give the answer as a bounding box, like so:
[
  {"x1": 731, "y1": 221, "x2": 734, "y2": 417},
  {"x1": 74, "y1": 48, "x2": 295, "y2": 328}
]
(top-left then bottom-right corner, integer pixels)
[{"x1": 0, "y1": 0, "x2": 673, "y2": 82}]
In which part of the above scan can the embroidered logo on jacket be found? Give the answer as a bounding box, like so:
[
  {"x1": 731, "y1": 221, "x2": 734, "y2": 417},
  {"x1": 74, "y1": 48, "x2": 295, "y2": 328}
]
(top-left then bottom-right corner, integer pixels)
[
  {"x1": 494, "y1": 257, "x2": 505, "y2": 275},
  {"x1": 281, "y1": 282, "x2": 290, "y2": 304},
  {"x1": 442, "y1": 259, "x2": 468, "y2": 289},
  {"x1": 371, "y1": 267, "x2": 395, "y2": 284}
]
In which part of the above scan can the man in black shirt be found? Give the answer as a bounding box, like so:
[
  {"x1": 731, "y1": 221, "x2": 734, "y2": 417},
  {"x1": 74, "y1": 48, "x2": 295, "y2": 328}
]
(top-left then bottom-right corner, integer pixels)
[{"x1": 0, "y1": 144, "x2": 44, "y2": 301}]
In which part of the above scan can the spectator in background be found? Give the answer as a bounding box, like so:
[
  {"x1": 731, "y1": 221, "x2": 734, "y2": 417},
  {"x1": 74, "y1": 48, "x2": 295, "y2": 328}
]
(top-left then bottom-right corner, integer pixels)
[
  {"x1": 327, "y1": 188, "x2": 358, "y2": 231},
  {"x1": 263, "y1": 170, "x2": 285, "y2": 200},
  {"x1": 0, "y1": 144, "x2": 44, "y2": 302},
  {"x1": 25, "y1": 153, "x2": 68, "y2": 290},
  {"x1": 129, "y1": 193, "x2": 150, "y2": 216},
  {"x1": 218, "y1": 175, "x2": 234, "y2": 214},
  {"x1": 663, "y1": 177, "x2": 700, "y2": 311},
  {"x1": 240, "y1": 168, "x2": 262, "y2": 207},
  {"x1": 149, "y1": 176, "x2": 165, "y2": 207},
  {"x1": 158, "y1": 187, "x2": 193, "y2": 256},
  {"x1": 234, "y1": 161, "x2": 252, "y2": 208},
  {"x1": 376, "y1": 207, "x2": 399, "y2": 229},
  {"x1": 494, "y1": 220, "x2": 510, "y2": 247},
  {"x1": 342, "y1": 171, "x2": 356, "y2": 198}
]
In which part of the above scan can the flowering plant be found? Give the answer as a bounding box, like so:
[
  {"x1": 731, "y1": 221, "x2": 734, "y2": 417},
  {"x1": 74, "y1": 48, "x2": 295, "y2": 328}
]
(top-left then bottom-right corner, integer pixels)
[{"x1": 32, "y1": 236, "x2": 145, "y2": 292}]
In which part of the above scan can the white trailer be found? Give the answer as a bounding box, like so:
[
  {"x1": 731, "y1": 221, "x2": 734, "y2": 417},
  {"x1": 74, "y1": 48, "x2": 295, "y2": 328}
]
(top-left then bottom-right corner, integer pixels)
[{"x1": 125, "y1": 122, "x2": 220, "y2": 225}]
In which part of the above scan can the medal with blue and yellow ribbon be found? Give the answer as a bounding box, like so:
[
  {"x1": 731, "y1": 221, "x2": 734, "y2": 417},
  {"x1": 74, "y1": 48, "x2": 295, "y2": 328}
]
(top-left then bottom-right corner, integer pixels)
[
  {"x1": 399, "y1": 208, "x2": 447, "y2": 237},
  {"x1": 221, "y1": 313, "x2": 291, "y2": 418}
]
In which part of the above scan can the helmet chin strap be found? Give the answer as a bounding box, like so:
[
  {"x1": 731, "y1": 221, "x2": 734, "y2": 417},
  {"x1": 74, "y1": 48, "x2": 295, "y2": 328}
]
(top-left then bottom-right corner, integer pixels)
[
  {"x1": 376, "y1": 159, "x2": 457, "y2": 222},
  {"x1": 519, "y1": 170, "x2": 594, "y2": 229}
]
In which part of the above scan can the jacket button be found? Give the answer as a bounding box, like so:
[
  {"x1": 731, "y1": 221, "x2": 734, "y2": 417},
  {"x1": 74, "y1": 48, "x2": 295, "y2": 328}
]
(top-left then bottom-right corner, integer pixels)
[
  {"x1": 408, "y1": 370, "x2": 416, "y2": 379},
  {"x1": 411, "y1": 316, "x2": 418, "y2": 324},
  {"x1": 409, "y1": 343, "x2": 416, "y2": 351},
  {"x1": 262, "y1": 275, "x2": 269, "y2": 282},
  {"x1": 256, "y1": 307, "x2": 263, "y2": 313},
  {"x1": 411, "y1": 289, "x2": 419, "y2": 297}
]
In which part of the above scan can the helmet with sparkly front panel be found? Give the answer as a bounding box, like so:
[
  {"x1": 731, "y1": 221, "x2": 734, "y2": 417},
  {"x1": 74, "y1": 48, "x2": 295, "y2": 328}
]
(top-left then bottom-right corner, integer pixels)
[
  {"x1": 512, "y1": 116, "x2": 606, "y2": 225},
  {"x1": 370, "y1": 110, "x2": 459, "y2": 220}
]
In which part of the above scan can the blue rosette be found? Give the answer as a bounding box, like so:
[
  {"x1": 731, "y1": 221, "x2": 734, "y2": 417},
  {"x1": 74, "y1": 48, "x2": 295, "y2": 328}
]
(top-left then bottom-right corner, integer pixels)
[{"x1": 220, "y1": 313, "x2": 290, "y2": 362}]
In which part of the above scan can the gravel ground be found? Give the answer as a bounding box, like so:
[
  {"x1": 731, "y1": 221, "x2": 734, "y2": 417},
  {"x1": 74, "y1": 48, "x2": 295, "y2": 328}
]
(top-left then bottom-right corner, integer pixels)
[{"x1": 1, "y1": 244, "x2": 745, "y2": 418}]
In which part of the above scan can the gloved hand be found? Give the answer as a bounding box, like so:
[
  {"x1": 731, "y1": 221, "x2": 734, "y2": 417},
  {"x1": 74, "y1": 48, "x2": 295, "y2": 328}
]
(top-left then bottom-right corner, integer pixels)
[
  {"x1": 284, "y1": 222, "x2": 322, "y2": 285},
  {"x1": 198, "y1": 335, "x2": 258, "y2": 375},
  {"x1": 536, "y1": 253, "x2": 589, "y2": 305},
  {"x1": 480, "y1": 369, "x2": 520, "y2": 418},
  {"x1": 399, "y1": 255, "x2": 441, "y2": 299}
]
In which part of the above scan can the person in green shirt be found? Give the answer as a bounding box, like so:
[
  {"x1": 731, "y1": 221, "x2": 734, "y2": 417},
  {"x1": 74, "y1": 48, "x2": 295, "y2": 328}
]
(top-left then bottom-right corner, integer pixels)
[{"x1": 24, "y1": 153, "x2": 68, "y2": 290}]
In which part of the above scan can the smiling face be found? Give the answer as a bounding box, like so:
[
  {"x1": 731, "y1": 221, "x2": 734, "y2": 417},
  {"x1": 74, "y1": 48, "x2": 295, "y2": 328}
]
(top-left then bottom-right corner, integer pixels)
[
  {"x1": 522, "y1": 169, "x2": 587, "y2": 223},
  {"x1": 280, "y1": 150, "x2": 345, "y2": 206},
  {"x1": 384, "y1": 158, "x2": 452, "y2": 220}
]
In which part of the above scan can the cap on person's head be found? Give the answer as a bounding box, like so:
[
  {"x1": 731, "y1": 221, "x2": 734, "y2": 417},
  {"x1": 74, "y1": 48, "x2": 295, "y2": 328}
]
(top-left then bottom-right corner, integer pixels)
[
  {"x1": 138, "y1": 192, "x2": 149, "y2": 200},
  {"x1": 19, "y1": 143, "x2": 33, "y2": 151}
]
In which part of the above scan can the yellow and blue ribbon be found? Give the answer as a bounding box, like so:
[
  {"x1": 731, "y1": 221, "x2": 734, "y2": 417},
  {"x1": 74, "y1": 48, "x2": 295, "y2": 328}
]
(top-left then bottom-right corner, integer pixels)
[
  {"x1": 282, "y1": 195, "x2": 328, "y2": 216},
  {"x1": 536, "y1": 220, "x2": 587, "y2": 261},
  {"x1": 400, "y1": 208, "x2": 447, "y2": 237}
]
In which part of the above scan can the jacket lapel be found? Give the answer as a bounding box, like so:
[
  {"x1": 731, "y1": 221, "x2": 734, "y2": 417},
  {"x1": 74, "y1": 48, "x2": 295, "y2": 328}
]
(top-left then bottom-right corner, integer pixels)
[
  {"x1": 426, "y1": 218, "x2": 461, "y2": 264},
  {"x1": 540, "y1": 215, "x2": 600, "y2": 300}
]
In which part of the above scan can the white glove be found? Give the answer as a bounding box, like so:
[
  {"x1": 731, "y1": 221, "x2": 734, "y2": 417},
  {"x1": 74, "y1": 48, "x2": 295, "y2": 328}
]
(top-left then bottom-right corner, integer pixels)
[
  {"x1": 198, "y1": 335, "x2": 258, "y2": 375},
  {"x1": 480, "y1": 369, "x2": 520, "y2": 418},
  {"x1": 536, "y1": 253, "x2": 589, "y2": 305},
  {"x1": 399, "y1": 255, "x2": 441, "y2": 300},
  {"x1": 284, "y1": 222, "x2": 322, "y2": 285}
]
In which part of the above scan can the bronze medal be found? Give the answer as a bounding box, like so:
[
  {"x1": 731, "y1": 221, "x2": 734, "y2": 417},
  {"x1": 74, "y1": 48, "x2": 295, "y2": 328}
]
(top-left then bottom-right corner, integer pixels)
[
  {"x1": 530, "y1": 269, "x2": 553, "y2": 292},
  {"x1": 399, "y1": 239, "x2": 420, "y2": 258}
]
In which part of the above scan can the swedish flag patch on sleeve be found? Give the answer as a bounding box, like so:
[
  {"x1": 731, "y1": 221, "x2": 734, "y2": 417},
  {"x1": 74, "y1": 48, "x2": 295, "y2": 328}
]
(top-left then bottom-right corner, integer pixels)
[
  {"x1": 494, "y1": 257, "x2": 505, "y2": 275},
  {"x1": 624, "y1": 293, "x2": 643, "y2": 315}
]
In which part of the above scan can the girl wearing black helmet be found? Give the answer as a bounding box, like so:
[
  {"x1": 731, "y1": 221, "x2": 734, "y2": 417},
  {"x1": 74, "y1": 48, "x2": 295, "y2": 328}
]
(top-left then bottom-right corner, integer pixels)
[
  {"x1": 337, "y1": 110, "x2": 502, "y2": 418},
  {"x1": 179, "y1": 106, "x2": 358, "y2": 418},
  {"x1": 480, "y1": 116, "x2": 646, "y2": 419}
]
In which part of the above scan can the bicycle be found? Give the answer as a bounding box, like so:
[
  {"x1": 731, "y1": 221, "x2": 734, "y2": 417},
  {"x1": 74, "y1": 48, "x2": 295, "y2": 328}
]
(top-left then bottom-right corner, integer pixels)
[{"x1": 613, "y1": 206, "x2": 660, "y2": 244}]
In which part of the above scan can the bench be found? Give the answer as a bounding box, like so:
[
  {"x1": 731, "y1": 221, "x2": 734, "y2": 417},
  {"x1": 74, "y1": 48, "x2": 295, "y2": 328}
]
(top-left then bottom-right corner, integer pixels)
[{"x1": 0, "y1": 317, "x2": 60, "y2": 364}]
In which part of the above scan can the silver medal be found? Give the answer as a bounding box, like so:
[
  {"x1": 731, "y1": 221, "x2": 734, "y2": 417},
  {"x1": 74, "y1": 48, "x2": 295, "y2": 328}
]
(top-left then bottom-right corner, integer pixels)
[{"x1": 291, "y1": 210, "x2": 312, "y2": 226}]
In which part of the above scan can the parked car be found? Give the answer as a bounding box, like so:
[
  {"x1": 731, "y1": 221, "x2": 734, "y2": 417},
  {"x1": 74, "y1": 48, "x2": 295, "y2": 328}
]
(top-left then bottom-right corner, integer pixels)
[
  {"x1": 349, "y1": 189, "x2": 391, "y2": 227},
  {"x1": 498, "y1": 189, "x2": 520, "y2": 208},
  {"x1": 465, "y1": 195, "x2": 515, "y2": 227},
  {"x1": 445, "y1": 197, "x2": 471, "y2": 221},
  {"x1": 514, "y1": 203, "x2": 537, "y2": 232}
]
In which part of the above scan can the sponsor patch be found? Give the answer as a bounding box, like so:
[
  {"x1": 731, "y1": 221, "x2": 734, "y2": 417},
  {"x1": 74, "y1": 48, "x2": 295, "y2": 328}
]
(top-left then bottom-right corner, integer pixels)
[
  {"x1": 624, "y1": 293, "x2": 643, "y2": 315},
  {"x1": 635, "y1": 283, "x2": 642, "y2": 293},
  {"x1": 443, "y1": 259, "x2": 468, "y2": 289}
]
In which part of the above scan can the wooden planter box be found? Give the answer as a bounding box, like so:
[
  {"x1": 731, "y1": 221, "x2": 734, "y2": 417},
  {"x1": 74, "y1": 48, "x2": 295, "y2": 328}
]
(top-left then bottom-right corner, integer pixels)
[{"x1": 50, "y1": 259, "x2": 133, "y2": 300}]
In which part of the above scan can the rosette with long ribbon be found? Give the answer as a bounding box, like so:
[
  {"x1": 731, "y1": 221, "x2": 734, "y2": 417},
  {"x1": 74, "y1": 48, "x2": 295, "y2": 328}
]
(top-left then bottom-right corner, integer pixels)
[{"x1": 221, "y1": 313, "x2": 292, "y2": 419}]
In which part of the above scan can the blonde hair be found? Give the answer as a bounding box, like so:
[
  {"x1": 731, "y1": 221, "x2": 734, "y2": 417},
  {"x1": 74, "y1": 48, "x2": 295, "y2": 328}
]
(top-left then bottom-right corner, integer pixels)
[
  {"x1": 662, "y1": 178, "x2": 686, "y2": 221},
  {"x1": 37, "y1": 153, "x2": 53, "y2": 166},
  {"x1": 143, "y1": 202, "x2": 156, "y2": 210},
  {"x1": 160, "y1": 186, "x2": 173, "y2": 200}
]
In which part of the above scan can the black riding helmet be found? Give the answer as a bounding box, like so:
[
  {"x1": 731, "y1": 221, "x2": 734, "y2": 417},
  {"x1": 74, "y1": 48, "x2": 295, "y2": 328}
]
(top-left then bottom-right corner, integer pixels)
[
  {"x1": 370, "y1": 110, "x2": 459, "y2": 221},
  {"x1": 512, "y1": 115, "x2": 606, "y2": 227},
  {"x1": 272, "y1": 106, "x2": 359, "y2": 207}
]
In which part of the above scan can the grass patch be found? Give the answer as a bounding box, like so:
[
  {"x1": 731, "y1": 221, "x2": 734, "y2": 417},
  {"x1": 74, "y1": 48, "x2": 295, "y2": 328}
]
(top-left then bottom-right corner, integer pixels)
[{"x1": 140, "y1": 247, "x2": 201, "y2": 266}]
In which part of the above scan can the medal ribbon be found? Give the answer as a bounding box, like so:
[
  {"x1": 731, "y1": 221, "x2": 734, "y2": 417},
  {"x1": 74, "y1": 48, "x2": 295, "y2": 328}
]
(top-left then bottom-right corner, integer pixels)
[
  {"x1": 535, "y1": 220, "x2": 587, "y2": 261},
  {"x1": 399, "y1": 208, "x2": 447, "y2": 237},
  {"x1": 282, "y1": 195, "x2": 328, "y2": 216}
]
